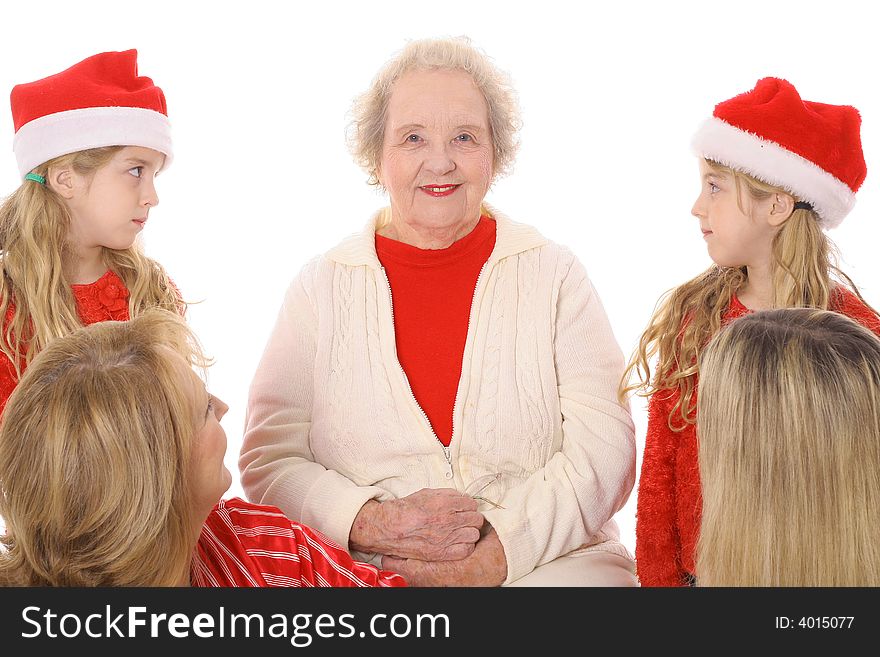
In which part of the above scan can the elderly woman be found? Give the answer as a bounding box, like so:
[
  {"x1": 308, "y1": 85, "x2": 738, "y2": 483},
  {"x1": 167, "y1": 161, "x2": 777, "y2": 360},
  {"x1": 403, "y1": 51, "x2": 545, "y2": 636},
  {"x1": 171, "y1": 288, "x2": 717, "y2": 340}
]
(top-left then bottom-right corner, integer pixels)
[{"x1": 241, "y1": 37, "x2": 636, "y2": 586}]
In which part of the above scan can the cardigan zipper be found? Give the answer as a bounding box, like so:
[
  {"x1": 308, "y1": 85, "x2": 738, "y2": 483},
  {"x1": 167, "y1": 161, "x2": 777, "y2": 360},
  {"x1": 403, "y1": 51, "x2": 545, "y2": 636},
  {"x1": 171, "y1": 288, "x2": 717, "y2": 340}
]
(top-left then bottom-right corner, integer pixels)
[
  {"x1": 449, "y1": 260, "x2": 489, "y2": 448},
  {"x1": 380, "y1": 266, "x2": 454, "y2": 480}
]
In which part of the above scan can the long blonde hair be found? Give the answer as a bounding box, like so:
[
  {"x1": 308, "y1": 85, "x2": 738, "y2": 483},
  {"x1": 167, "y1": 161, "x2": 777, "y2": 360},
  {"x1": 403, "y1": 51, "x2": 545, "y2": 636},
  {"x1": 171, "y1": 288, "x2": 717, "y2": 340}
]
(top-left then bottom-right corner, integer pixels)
[
  {"x1": 619, "y1": 160, "x2": 875, "y2": 430},
  {"x1": 695, "y1": 309, "x2": 880, "y2": 586},
  {"x1": 0, "y1": 309, "x2": 209, "y2": 586},
  {"x1": 0, "y1": 147, "x2": 184, "y2": 377}
]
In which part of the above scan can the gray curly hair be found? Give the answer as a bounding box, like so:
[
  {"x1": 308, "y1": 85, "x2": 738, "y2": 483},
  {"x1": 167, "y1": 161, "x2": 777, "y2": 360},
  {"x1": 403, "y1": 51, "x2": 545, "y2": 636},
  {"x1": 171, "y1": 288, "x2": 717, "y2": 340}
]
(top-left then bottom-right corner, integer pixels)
[{"x1": 347, "y1": 36, "x2": 522, "y2": 187}]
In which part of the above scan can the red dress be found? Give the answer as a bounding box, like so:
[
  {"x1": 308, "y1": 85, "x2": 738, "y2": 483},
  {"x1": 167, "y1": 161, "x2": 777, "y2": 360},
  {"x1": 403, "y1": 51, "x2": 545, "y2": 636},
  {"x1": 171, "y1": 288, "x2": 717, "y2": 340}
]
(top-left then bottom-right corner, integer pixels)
[
  {"x1": 635, "y1": 288, "x2": 880, "y2": 586},
  {"x1": 0, "y1": 270, "x2": 131, "y2": 413},
  {"x1": 191, "y1": 498, "x2": 406, "y2": 587}
]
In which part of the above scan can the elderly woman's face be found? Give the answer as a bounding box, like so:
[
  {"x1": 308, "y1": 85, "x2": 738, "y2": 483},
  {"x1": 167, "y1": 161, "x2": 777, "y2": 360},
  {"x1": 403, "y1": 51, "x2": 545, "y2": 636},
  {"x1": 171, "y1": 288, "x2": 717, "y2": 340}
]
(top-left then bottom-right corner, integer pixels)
[{"x1": 379, "y1": 68, "x2": 493, "y2": 234}]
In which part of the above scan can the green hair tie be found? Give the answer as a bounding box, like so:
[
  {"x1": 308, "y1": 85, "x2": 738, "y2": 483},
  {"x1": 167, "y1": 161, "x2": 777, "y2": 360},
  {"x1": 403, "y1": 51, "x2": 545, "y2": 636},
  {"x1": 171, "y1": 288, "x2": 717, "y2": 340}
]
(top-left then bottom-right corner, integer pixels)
[{"x1": 24, "y1": 173, "x2": 46, "y2": 185}]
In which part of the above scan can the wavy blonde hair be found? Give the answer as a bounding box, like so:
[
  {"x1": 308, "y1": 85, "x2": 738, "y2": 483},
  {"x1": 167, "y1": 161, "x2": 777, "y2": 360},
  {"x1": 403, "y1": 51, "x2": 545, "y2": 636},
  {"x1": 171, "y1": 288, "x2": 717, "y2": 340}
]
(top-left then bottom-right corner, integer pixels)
[
  {"x1": 0, "y1": 309, "x2": 210, "y2": 586},
  {"x1": 695, "y1": 309, "x2": 880, "y2": 586},
  {"x1": 0, "y1": 147, "x2": 185, "y2": 378},
  {"x1": 619, "y1": 160, "x2": 875, "y2": 430},
  {"x1": 347, "y1": 35, "x2": 521, "y2": 186}
]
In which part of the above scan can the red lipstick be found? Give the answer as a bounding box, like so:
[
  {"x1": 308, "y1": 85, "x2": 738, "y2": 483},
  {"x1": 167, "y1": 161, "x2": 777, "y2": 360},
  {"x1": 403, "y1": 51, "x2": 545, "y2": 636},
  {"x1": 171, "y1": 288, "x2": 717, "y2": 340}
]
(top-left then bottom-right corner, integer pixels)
[{"x1": 419, "y1": 184, "x2": 460, "y2": 197}]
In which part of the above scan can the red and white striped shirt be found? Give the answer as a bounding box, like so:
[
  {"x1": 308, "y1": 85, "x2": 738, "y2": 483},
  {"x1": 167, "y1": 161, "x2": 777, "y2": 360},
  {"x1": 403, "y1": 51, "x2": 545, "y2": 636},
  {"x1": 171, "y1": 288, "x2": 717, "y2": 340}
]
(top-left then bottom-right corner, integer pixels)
[{"x1": 191, "y1": 498, "x2": 406, "y2": 587}]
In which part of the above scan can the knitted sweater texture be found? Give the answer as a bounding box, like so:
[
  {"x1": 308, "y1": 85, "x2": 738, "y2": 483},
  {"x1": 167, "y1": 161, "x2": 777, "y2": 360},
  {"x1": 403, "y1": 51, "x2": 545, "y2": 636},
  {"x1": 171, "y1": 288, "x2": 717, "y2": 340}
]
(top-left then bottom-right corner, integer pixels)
[{"x1": 241, "y1": 207, "x2": 637, "y2": 584}]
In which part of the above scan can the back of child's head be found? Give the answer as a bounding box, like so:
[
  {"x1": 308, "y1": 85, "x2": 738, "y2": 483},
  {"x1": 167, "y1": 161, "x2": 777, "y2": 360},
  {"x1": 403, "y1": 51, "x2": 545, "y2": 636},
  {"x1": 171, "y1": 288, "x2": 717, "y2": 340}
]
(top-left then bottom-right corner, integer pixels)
[
  {"x1": 0, "y1": 309, "x2": 207, "y2": 586},
  {"x1": 1, "y1": 51, "x2": 183, "y2": 376},
  {"x1": 620, "y1": 78, "x2": 876, "y2": 426},
  {"x1": 695, "y1": 308, "x2": 880, "y2": 586}
]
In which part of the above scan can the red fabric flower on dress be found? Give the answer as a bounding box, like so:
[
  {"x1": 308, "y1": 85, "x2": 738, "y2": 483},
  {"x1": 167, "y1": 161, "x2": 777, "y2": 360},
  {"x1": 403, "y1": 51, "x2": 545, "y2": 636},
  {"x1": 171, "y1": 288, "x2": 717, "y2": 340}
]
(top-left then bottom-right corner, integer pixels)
[
  {"x1": 75, "y1": 271, "x2": 131, "y2": 324},
  {"x1": 95, "y1": 275, "x2": 129, "y2": 314}
]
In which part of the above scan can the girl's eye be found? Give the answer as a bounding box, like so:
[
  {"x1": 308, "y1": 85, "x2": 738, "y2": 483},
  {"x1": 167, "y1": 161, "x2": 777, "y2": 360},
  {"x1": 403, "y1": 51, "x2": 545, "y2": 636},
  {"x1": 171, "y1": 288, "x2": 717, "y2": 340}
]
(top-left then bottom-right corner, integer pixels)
[{"x1": 128, "y1": 167, "x2": 143, "y2": 178}]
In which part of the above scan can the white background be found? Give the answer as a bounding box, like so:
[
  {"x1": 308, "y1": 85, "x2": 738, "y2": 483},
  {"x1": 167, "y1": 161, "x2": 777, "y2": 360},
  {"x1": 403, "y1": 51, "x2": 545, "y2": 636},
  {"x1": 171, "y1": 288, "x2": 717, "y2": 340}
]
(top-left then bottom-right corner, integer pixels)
[{"x1": 2, "y1": 0, "x2": 878, "y2": 559}]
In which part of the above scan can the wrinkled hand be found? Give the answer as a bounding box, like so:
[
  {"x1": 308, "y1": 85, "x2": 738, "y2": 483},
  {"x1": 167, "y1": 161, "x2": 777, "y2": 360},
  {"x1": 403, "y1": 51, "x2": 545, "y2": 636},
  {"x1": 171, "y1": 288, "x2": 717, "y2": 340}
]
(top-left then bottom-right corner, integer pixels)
[
  {"x1": 381, "y1": 526, "x2": 508, "y2": 587},
  {"x1": 350, "y1": 488, "x2": 484, "y2": 561}
]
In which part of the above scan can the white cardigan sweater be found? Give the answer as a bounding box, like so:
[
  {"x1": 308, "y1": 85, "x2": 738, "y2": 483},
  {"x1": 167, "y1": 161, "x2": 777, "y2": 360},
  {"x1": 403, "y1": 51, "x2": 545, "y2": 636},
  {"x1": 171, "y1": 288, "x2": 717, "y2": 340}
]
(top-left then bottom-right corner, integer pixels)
[{"x1": 240, "y1": 207, "x2": 636, "y2": 584}]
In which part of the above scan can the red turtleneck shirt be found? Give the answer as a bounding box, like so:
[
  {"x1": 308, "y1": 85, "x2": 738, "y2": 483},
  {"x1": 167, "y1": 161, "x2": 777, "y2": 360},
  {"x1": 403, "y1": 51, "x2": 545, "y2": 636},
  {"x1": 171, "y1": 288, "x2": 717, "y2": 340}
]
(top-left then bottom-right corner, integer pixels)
[{"x1": 375, "y1": 216, "x2": 496, "y2": 446}]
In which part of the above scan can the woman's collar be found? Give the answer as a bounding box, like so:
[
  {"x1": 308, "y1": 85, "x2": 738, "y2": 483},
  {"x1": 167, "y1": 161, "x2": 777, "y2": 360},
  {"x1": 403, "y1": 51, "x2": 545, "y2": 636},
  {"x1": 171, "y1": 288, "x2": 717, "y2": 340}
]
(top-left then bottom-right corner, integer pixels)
[{"x1": 325, "y1": 203, "x2": 548, "y2": 268}]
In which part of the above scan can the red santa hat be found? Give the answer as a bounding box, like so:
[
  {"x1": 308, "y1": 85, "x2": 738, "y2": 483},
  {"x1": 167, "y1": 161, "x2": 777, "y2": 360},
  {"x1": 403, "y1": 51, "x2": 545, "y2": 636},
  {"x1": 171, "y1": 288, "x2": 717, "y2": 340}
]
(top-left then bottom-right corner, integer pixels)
[
  {"x1": 10, "y1": 49, "x2": 172, "y2": 179},
  {"x1": 691, "y1": 77, "x2": 866, "y2": 229}
]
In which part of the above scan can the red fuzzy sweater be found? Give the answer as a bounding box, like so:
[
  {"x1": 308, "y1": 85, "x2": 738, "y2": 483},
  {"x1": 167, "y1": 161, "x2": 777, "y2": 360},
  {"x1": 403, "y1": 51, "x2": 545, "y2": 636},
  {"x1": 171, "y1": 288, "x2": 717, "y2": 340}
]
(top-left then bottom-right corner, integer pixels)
[
  {"x1": 0, "y1": 270, "x2": 131, "y2": 414},
  {"x1": 635, "y1": 287, "x2": 880, "y2": 586}
]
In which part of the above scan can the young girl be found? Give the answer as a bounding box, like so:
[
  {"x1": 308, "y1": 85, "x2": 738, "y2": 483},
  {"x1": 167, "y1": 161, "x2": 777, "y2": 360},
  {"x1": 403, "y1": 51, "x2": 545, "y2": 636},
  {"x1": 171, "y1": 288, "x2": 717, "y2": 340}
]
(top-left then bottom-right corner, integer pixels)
[
  {"x1": 696, "y1": 309, "x2": 880, "y2": 586},
  {"x1": 0, "y1": 50, "x2": 183, "y2": 412},
  {"x1": 622, "y1": 77, "x2": 880, "y2": 587},
  {"x1": 0, "y1": 309, "x2": 406, "y2": 587}
]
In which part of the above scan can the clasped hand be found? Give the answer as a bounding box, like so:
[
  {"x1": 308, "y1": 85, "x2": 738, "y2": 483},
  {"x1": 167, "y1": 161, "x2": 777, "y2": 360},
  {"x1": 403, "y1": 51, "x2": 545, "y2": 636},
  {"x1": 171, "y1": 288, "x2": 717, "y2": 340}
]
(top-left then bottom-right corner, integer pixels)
[{"x1": 350, "y1": 487, "x2": 484, "y2": 561}]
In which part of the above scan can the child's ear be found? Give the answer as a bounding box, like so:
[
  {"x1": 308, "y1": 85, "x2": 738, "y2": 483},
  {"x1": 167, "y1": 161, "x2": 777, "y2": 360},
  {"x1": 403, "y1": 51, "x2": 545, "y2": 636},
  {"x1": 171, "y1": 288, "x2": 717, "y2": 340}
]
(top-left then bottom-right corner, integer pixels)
[
  {"x1": 46, "y1": 165, "x2": 77, "y2": 200},
  {"x1": 767, "y1": 192, "x2": 795, "y2": 227}
]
